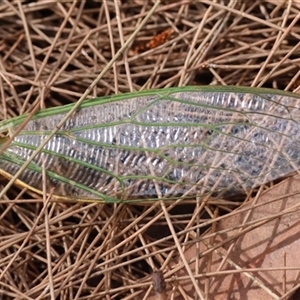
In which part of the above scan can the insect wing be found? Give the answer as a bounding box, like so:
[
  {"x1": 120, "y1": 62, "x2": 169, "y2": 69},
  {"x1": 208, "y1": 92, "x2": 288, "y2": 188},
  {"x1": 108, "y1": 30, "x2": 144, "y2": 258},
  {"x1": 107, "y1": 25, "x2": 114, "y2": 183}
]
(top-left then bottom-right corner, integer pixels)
[{"x1": 1, "y1": 86, "x2": 300, "y2": 203}]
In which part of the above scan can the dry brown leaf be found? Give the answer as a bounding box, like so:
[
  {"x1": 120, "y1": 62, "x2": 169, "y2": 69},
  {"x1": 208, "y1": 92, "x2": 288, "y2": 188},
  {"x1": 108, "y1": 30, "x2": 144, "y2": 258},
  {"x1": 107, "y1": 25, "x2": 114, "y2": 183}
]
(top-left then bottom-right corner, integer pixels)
[{"x1": 147, "y1": 175, "x2": 300, "y2": 300}]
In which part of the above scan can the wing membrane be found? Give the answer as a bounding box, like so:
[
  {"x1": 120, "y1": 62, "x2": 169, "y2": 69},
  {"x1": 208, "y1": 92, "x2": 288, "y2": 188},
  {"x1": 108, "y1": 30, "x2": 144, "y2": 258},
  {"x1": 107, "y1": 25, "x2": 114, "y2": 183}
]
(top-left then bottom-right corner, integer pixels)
[{"x1": 1, "y1": 86, "x2": 300, "y2": 203}]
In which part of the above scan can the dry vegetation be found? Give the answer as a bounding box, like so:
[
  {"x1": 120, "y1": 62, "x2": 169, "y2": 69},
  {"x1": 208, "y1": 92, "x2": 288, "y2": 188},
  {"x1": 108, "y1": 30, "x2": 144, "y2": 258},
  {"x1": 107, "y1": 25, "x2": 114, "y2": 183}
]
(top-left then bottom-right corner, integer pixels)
[{"x1": 1, "y1": 1, "x2": 300, "y2": 299}]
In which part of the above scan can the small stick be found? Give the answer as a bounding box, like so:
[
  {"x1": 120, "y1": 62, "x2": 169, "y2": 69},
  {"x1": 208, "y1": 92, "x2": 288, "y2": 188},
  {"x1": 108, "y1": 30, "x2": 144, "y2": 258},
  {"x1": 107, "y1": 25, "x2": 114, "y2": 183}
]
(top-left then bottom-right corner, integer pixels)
[{"x1": 152, "y1": 270, "x2": 167, "y2": 300}]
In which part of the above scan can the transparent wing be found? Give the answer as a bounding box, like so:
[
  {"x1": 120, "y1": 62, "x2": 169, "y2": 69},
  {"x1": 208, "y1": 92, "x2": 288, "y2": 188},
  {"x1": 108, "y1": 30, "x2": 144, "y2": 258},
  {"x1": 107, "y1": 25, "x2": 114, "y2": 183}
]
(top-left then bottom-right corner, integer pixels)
[{"x1": 1, "y1": 86, "x2": 300, "y2": 203}]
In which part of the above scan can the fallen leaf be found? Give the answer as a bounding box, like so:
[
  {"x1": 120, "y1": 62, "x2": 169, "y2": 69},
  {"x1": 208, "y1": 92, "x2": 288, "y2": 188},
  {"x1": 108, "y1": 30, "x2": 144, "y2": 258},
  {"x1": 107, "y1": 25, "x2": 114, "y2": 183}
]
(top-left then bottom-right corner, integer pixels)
[{"x1": 147, "y1": 175, "x2": 300, "y2": 299}]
